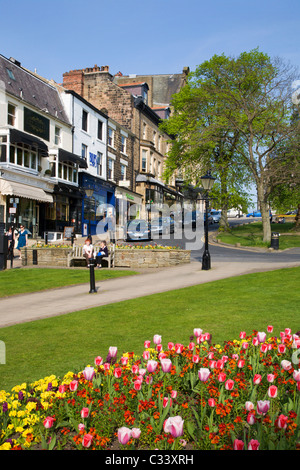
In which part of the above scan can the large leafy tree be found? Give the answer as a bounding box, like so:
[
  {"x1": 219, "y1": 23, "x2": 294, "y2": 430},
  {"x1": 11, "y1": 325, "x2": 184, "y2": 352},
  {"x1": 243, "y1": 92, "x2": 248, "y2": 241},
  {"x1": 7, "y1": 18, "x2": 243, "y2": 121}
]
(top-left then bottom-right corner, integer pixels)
[{"x1": 161, "y1": 49, "x2": 300, "y2": 242}]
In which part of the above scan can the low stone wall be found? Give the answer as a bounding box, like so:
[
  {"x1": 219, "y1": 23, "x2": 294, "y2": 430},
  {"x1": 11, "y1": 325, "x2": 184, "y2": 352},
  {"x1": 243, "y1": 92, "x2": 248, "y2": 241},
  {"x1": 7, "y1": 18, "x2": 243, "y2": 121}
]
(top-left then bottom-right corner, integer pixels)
[
  {"x1": 20, "y1": 247, "x2": 191, "y2": 269},
  {"x1": 21, "y1": 247, "x2": 72, "y2": 267},
  {"x1": 115, "y1": 249, "x2": 191, "y2": 269}
]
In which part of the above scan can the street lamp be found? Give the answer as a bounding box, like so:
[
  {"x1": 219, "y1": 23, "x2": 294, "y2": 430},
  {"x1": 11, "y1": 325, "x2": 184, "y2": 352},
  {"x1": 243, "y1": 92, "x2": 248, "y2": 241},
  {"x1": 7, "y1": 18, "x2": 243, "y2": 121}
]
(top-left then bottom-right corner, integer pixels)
[
  {"x1": 84, "y1": 188, "x2": 96, "y2": 294},
  {"x1": 200, "y1": 170, "x2": 216, "y2": 270}
]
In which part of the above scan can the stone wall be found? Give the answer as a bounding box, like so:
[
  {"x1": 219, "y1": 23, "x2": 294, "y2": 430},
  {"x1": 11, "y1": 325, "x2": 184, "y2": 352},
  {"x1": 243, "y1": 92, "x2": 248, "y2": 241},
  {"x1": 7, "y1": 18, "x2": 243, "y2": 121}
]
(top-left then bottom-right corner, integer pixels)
[
  {"x1": 21, "y1": 247, "x2": 191, "y2": 269},
  {"x1": 114, "y1": 249, "x2": 190, "y2": 269}
]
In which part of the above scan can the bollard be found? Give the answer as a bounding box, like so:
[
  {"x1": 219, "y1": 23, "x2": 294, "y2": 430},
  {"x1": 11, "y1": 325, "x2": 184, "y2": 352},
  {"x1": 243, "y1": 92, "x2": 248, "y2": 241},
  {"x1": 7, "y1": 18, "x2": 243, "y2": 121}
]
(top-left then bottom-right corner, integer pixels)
[
  {"x1": 270, "y1": 232, "x2": 279, "y2": 250},
  {"x1": 89, "y1": 259, "x2": 97, "y2": 293}
]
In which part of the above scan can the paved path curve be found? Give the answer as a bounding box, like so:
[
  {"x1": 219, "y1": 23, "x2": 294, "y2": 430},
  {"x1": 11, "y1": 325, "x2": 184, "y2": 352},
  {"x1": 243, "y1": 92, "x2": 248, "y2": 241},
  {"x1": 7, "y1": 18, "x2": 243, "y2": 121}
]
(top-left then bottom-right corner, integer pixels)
[{"x1": 0, "y1": 259, "x2": 299, "y2": 328}]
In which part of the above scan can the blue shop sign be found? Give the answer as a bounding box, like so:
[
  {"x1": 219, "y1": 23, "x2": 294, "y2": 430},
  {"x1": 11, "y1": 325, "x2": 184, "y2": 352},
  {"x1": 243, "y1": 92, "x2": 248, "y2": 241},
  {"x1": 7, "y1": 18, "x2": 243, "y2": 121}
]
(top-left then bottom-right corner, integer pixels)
[{"x1": 89, "y1": 152, "x2": 97, "y2": 167}]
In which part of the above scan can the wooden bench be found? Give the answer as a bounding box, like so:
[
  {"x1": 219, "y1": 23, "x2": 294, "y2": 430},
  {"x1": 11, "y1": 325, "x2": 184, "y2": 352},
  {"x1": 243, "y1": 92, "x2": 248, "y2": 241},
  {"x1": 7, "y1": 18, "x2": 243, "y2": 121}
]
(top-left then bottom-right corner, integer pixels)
[{"x1": 67, "y1": 244, "x2": 115, "y2": 268}]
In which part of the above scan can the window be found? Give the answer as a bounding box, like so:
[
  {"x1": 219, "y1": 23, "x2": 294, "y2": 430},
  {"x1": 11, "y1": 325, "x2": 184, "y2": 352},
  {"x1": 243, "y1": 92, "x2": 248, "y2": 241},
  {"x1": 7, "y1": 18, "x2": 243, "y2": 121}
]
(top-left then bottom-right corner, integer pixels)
[
  {"x1": 97, "y1": 151, "x2": 103, "y2": 176},
  {"x1": 81, "y1": 143, "x2": 87, "y2": 160},
  {"x1": 142, "y1": 122, "x2": 147, "y2": 139},
  {"x1": 120, "y1": 164, "x2": 126, "y2": 181},
  {"x1": 8, "y1": 143, "x2": 38, "y2": 170},
  {"x1": 6, "y1": 68, "x2": 15, "y2": 80},
  {"x1": 142, "y1": 149, "x2": 147, "y2": 171},
  {"x1": 108, "y1": 127, "x2": 114, "y2": 147},
  {"x1": 108, "y1": 158, "x2": 114, "y2": 180},
  {"x1": 57, "y1": 161, "x2": 77, "y2": 183},
  {"x1": 97, "y1": 120, "x2": 103, "y2": 140},
  {"x1": 121, "y1": 135, "x2": 127, "y2": 154},
  {"x1": 82, "y1": 110, "x2": 88, "y2": 132},
  {"x1": 7, "y1": 103, "x2": 16, "y2": 126},
  {"x1": 54, "y1": 126, "x2": 61, "y2": 145}
]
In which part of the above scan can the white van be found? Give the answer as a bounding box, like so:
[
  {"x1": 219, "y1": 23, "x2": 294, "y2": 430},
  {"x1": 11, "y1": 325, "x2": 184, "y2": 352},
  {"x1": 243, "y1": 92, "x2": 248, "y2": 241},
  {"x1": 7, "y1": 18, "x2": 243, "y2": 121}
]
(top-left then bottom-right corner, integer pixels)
[{"x1": 227, "y1": 209, "x2": 243, "y2": 218}]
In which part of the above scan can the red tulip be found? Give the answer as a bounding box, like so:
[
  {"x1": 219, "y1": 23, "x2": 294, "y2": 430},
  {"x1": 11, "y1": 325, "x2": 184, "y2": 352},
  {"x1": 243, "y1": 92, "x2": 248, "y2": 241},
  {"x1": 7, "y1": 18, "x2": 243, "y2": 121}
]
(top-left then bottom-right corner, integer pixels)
[
  {"x1": 268, "y1": 385, "x2": 278, "y2": 398},
  {"x1": 114, "y1": 367, "x2": 122, "y2": 378},
  {"x1": 43, "y1": 416, "x2": 55, "y2": 429},
  {"x1": 69, "y1": 380, "x2": 78, "y2": 392},
  {"x1": 82, "y1": 433, "x2": 93, "y2": 448},
  {"x1": 248, "y1": 439, "x2": 260, "y2": 450},
  {"x1": 80, "y1": 407, "x2": 89, "y2": 419},
  {"x1": 253, "y1": 374, "x2": 262, "y2": 385},
  {"x1": 233, "y1": 439, "x2": 244, "y2": 450},
  {"x1": 277, "y1": 414, "x2": 288, "y2": 429},
  {"x1": 94, "y1": 356, "x2": 103, "y2": 366},
  {"x1": 225, "y1": 379, "x2": 234, "y2": 390}
]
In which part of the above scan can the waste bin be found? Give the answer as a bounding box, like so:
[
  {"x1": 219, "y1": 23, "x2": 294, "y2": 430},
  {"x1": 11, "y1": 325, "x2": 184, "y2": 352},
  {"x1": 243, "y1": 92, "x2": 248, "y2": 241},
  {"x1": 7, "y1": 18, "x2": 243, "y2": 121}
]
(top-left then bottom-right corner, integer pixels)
[{"x1": 270, "y1": 232, "x2": 279, "y2": 250}]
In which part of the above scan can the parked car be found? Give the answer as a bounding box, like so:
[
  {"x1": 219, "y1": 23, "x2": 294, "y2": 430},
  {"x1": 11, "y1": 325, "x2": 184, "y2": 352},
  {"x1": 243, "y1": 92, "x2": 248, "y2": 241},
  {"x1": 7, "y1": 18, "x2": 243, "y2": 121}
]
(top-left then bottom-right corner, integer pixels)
[
  {"x1": 150, "y1": 217, "x2": 175, "y2": 236},
  {"x1": 227, "y1": 209, "x2": 243, "y2": 218},
  {"x1": 246, "y1": 211, "x2": 261, "y2": 217},
  {"x1": 125, "y1": 219, "x2": 151, "y2": 241},
  {"x1": 210, "y1": 210, "x2": 221, "y2": 224}
]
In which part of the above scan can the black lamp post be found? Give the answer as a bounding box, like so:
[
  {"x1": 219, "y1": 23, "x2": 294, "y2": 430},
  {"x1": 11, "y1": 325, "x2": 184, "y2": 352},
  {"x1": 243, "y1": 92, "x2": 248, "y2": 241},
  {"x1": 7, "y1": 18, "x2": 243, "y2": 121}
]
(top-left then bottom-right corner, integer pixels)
[
  {"x1": 200, "y1": 170, "x2": 216, "y2": 271},
  {"x1": 85, "y1": 188, "x2": 96, "y2": 293}
]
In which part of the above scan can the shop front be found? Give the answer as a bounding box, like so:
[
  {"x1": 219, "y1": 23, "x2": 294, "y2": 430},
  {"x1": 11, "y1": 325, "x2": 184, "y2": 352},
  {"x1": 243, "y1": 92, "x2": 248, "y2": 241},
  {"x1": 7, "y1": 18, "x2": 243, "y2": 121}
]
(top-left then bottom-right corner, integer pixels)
[
  {"x1": 79, "y1": 173, "x2": 115, "y2": 237},
  {"x1": 115, "y1": 187, "x2": 142, "y2": 240}
]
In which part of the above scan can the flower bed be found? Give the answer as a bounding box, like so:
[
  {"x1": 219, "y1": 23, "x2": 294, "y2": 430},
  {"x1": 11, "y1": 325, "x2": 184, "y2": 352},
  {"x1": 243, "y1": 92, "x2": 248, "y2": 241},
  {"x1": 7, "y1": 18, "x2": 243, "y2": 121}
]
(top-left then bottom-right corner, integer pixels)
[{"x1": 1, "y1": 326, "x2": 300, "y2": 450}]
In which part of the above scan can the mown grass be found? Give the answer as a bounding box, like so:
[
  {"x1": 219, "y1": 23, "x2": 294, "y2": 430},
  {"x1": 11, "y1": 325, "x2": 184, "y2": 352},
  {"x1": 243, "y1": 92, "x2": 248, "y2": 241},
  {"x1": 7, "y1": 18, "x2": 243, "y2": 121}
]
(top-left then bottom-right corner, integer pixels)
[
  {"x1": 0, "y1": 268, "x2": 139, "y2": 298},
  {"x1": 0, "y1": 266, "x2": 299, "y2": 392},
  {"x1": 217, "y1": 222, "x2": 300, "y2": 249}
]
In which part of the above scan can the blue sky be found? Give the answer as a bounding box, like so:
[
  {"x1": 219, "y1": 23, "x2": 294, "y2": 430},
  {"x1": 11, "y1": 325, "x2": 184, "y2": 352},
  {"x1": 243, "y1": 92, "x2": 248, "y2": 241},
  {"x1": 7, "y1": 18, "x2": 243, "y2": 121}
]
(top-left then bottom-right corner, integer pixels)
[{"x1": 1, "y1": 0, "x2": 299, "y2": 83}]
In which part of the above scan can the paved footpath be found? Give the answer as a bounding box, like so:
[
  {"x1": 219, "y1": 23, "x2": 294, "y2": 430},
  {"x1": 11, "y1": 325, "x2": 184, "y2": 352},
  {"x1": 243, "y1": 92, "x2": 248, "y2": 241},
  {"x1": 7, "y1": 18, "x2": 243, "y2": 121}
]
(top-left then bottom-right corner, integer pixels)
[{"x1": 0, "y1": 259, "x2": 299, "y2": 328}]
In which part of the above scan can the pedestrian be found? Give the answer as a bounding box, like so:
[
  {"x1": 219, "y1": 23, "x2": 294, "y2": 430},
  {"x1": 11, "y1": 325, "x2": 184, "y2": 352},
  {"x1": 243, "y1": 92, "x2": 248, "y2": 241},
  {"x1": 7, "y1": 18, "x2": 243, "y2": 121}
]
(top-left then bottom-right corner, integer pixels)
[
  {"x1": 6, "y1": 226, "x2": 15, "y2": 262},
  {"x1": 16, "y1": 225, "x2": 28, "y2": 259},
  {"x1": 83, "y1": 238, "x2": 94, "y2": 267},
  {"x1": 96, "y1": 240, "x2": 108, "y2": 268}
]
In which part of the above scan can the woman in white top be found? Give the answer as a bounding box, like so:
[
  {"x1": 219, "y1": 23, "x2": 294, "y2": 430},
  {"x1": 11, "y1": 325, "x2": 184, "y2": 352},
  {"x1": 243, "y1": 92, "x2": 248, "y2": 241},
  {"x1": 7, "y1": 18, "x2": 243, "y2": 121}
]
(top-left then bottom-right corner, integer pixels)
[{"x1": 83, "y1": 238, "x2": 94, "y2": 267}]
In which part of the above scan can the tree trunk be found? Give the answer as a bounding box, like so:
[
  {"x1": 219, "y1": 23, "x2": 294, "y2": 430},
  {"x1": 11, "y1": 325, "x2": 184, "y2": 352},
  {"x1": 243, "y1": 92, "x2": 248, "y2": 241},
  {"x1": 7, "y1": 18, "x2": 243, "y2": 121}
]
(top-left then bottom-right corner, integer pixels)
[
  {"x1": 257, "y1": 182, "x2": 271, "y2": 244},
  {"x1": 295, "y1": 203, "x2": 300, "y2": 229}
]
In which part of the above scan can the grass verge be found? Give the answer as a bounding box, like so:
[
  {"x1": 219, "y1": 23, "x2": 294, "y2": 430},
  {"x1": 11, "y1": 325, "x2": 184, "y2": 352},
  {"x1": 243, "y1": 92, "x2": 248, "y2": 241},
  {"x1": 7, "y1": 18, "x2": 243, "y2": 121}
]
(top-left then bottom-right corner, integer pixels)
[
  {"x1": 0, "y1": 266, "x2": 299, "y2": 391},
  {"x1": 0, "y1": 268, "x2": 139, "y2": 298},
  {"x1": 217, "y1": 222, "x2": 300, "y2": 249}
]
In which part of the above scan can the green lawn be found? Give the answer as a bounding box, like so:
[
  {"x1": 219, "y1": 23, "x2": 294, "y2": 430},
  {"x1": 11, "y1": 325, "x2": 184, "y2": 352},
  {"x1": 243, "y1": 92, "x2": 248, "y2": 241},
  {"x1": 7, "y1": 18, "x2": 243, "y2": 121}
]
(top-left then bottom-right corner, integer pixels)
[
  {"x1": 217, "y1": 222, "x2": 300, "y2": 249},
  {"x1": 0, "y1": 266, "x2": 299, "y2": 392},
  {"x1": 0, "y1": 268, "x2": 139, "y2": 298}
]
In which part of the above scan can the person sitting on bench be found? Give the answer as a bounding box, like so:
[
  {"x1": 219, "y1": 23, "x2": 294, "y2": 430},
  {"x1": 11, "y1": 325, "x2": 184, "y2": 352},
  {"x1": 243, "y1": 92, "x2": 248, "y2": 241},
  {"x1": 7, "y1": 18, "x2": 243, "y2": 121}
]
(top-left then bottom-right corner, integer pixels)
[
  {"x1": 96, "y1": 240, "x2": 108, "y2": 268},
  {"x1": 83, "y1": 238, "x2": 94, "y2": 267}
]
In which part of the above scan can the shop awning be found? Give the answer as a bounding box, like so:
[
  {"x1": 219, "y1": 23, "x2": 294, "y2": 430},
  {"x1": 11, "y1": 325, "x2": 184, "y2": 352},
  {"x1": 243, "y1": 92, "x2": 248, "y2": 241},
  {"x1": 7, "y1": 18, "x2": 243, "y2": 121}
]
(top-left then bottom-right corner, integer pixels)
[
  {"x1": 58, "y1": 149, "x2": 88, "y2": 169},
  {"x1": 9, "y1": 129, "x2": 48, "y2": 157},
  {"x1": 0, "y1": 179, "x2": 53, "y2": 203}
]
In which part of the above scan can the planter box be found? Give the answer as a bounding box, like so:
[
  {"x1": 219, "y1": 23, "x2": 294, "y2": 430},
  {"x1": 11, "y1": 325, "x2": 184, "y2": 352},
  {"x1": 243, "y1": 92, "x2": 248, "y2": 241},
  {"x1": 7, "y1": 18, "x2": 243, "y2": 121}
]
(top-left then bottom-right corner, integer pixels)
[
  {"x1": 21, "y1": 247, "x2": 191, "y2": 269},
  {"x1": 114, "y1": 249, "x2": 191, "y2": 269}
]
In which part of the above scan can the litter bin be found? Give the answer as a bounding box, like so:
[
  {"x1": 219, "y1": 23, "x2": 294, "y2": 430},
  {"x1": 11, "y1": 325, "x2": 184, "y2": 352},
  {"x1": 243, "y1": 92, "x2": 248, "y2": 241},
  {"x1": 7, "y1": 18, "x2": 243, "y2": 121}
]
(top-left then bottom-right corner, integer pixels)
[{"x1": 270, "y1": 232, "x2": 279, "y2": 250}]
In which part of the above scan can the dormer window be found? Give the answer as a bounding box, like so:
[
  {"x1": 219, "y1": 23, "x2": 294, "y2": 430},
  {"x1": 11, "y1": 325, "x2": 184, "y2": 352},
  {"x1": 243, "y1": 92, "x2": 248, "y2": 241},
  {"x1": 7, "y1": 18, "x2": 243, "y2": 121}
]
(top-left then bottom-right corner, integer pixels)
[{"x1": 6, "y1": 68, "x2": 15, "y2": 80}]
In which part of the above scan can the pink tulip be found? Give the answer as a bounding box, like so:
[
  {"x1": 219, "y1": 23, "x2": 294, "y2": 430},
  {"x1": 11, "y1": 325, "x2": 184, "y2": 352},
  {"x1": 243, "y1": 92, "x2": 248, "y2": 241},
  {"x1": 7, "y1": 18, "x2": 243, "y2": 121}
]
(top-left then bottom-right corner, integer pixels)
[
  {"x1": 138, "y1": 368, "x2": 146, "y2": 377},
  {"x1": 268, "y1": 385, "x2": 278, "y2": 398},
  {"x1": 156, "y1": 344, "x2": 162, "y2": 352},
  {"x1": 168, "y1": 342, "x2": 174, "y2": 350},
  {"x1": 83, "y1": 366, "x2": 95, "y2": 381},
  {"x1": 114, "y1": 367, "x2": 122, "y2": 378},
  {"x1": 109, "y1": 346, "x2": 118, "y2": 358},
  {"x1": 257, "y1": 332, "x2": 266, "y2": 343},
  {"x1": 58, "y1": 384, "x2": 66, "y2": 393},
  {"x1": 198, "y1": 368, "x2": 211, "y2": 382},
  {"x1": 80, "y1": 407, "x2": 89, "y2": 419},
  {"x1": 160, "y1": 358, "x2": 172, "y2": 373},
  {"x1": 203, "y1": 332, "x2": 210, "y2": 341},
  {"x1": 163, "y1": 416, "x2": 184, "y2": 438},
  {"x1": 153, "y1": 334, "x2": 161, "y2": 345},
  {"x1": 267, "y1": 374, "x2": 275, "y2": 383},
  {"x1": 158, "y1": 352, "x2": 167, "y2": 360},
  {"x1": 171, "y1": 390, "x2": 177, "y2": 399},
  {"x1": 247, "y1": 413, "x2": 256, "y2": 425},
  {"x1": 239, "y1": 331, "x2": 246, "y2": 339},
  {"x1": 118, "y1": 427, "x2": 132, "y2": 445},
  {"x1": 209, "y1": 360, "x2": 217, "y2": 369},
  {"x1": 133, "y1": 379, "x2": 142, "y2": 391},
  {"x1": 146, "y1": 376, "x2": 153, "y2": 385},
  {"x1": 237, "y1": 359, "x2": 245, "y2": 368},
  {"x1": 225, "y1": 379, "x2": 234, "y2": 390},
  {"x1": 192, "y1": 355, "x2": 200, "y2": 363},
  {"x1": 208, "y1": 398, "x2": 215, "y2": 407},
  {"x1": 245, "y1": 401, "x2": 254, "y2": 411},
  {"x1": 218, "y1": 372, "x2": 227, "y2": 383},
  {"x1": 82, "y1": 433, "x2": 93, "y2": 448},
  {"x1": 147, "y1": 360, "x2": 158, "y2": 373},
  {"x1": 94, "y1": 356, "x2": 103, "y2": 366},
  {"x1": 163, "y1": 397, "x2": 173, "y2": 408},
  {"x1": 175, "y1": 343, "x2": 184, "y2": 354},
  {"x1": 78, "y1": 423, "x2": 85, "y2": 431},
  {"x1": 293, "y1": 369, "x2": 300, "y2": 381},
  {"x1": 120, "y1": 356, "x2": 128, "y2": 365},
  {"x1": 69, "y1": 380, "x2": 78, "y2": 392},
  {"x1": 143, "y1": 350, "x2": 150, "y2": 361},
  {"x1": 144, "y1": 340, "x2": 151, "y2": 348},
  {"x1": 257, "y1": 400, "x2": 270, "y2": 415},
  {"x1": 285, "y1": 328, "x2": 291, "y2": 335},
  {"x1": 242, "y1": 342, "x2": 249, "y2": 350},
  {"x1": 281, "y1": 360, "x2": 292, "y2": 371},
  {"x1": 103, "y1": 363, "x2": 110, "y2": 371},
  {"x1": 216, "y1": 359, "x2": 224, "y2": 369},
  {"x1": 267, "y1": 325, "x2": 273, "y2": 333},
  {"x1": 188, "y1": 342, "x2": 195, "y2": 350},
  {"x1": 248, "y1": 439, "x2": 260, "y2": 450},
  {"x1": 208, "y1": 352, "x2": 214, "y2": 360},
  {"x1": 43, "y1": 416, "x2": 55, "y2": 429},
  {"x1": 278, "y1": 344, "x2": 286, "y2": 353},
  {"x1": 131, "y1": 428, "x2": 141, "y2": 439},
  {"x1": 253, "y1": 374, "x2": 262, "y2": 385},
  {"x1": 132, "y1": 364, "x2": 139, "y2": 374},
  {"x1": 233, "y1": 439, "x2": 244, "y2": 450},
  {"x1": 252, "y1": 337, "x2": 259, "y2": 346},
  {"x1": 277, "y1": 414, "x2": 288, "y2": 429},
  {"x1": 260, "y1": 343, "x2": 268, "y2": 353},
  {"x1": 193, "y1": 328, "x2": 203, "y2": 337}
]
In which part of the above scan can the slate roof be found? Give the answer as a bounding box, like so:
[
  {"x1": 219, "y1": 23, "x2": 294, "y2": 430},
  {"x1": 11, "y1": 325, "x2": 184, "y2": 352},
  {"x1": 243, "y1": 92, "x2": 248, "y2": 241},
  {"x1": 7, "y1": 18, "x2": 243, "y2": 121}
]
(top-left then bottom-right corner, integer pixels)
[{"x1": 0, "y1": 54, "x2": 70, "y2": 125}]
